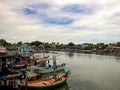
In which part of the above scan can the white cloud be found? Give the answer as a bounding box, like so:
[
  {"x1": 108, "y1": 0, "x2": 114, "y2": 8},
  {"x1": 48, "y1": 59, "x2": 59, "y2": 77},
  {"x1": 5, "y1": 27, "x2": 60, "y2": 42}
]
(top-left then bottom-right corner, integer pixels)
[{"x1": 0, "y1": 0, "x2": 120, "y2": 44}]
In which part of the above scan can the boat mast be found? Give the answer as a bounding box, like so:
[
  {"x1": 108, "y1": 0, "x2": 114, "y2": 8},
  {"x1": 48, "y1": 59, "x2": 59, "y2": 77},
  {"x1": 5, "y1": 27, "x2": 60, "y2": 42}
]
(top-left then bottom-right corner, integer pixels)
[
  {"x1": 42, "y1": 45, "x2": 45, "y2": 58},
  {"x1": 53, "y1": 55, "x2": 57, "y2": 81}
]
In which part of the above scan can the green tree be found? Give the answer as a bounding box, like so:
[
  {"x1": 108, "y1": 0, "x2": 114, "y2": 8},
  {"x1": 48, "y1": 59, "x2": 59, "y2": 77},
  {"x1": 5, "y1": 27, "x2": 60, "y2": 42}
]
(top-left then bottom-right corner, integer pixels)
[
  {"x1": 24, "y1": 42, "x2": 30, "y2": 45},
  {"x1": 30, "y1": 41, "x2": 43, "y2": 46},
  {"x1": 17, "y1": 41, "x2": 22, "y2": 46},
  {"x1": 116, "y1": 42, "x2": 120, "y2": 46},
  {"x1": 0, "y1": 39, "x2": 6, "y2": 45},
  {"x1": 0, "y1": 39, "x2": 9, "y2": 46},
  {"x1": 96, "y1": 43, "x2": 107, "y2": 49},
  {"x1": 68, "y1": 42, "x2": 75, "y2": 46},
  {"x1": 44, "y1": 42, "x2": 50, "y2": 48}
]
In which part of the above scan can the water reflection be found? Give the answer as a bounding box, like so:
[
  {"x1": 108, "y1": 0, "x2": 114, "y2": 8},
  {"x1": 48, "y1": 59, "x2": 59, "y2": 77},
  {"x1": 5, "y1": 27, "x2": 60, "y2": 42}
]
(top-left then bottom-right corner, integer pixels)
[
  {"x1": 68, "y1": 79, "x2": 98, "y2": 90},
  {"x1": 66, "y1": 52, "x2": 74, "y2": 58},
  {"x1": 115, "y1": 57, "x2": 120, "y2": 62},
  {"x1": 53, "y1": 82, "x2": 69, "y2": 90}
]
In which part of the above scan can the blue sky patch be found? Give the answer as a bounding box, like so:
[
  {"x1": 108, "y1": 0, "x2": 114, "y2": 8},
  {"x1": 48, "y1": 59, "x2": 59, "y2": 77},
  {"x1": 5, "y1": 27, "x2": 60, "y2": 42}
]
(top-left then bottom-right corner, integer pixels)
[
  {"x1": 42, "y1": 16, "x2": 73, "y2": 25},
  {"x1": 62, "y1": 4, "x2": 93, "y2": 14},
  {"x1": 23, "y1": 8, "x2": 36, "y2": 15}
]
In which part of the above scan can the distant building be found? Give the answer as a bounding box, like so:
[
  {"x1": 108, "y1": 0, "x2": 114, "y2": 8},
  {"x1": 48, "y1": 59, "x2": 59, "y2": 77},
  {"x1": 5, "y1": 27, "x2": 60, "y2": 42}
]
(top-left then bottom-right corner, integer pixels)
[
  {"x1": 0, "y1": 45, "x2": 7, "y2": 54},
  {"x1": 105, "y1": 46, "x2": 120, "y2": 55}
]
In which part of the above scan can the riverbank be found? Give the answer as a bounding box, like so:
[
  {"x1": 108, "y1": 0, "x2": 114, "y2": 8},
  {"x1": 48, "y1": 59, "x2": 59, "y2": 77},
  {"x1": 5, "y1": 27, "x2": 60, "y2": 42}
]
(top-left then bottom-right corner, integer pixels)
[{"x1": 54, "y1": 49, "x2": 120, "y2": 57}]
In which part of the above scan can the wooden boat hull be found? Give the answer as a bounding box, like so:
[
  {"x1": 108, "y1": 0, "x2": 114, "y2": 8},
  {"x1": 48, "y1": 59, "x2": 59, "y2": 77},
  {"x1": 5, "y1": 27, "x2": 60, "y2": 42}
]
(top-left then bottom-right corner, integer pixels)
[{"x1": 20, "y1": 75, "x2": 67, "y2": 90}]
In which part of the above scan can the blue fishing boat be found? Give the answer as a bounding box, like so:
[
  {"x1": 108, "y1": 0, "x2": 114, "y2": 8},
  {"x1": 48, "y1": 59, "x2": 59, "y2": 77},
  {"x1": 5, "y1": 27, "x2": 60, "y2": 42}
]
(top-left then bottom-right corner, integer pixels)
[{"x1": 32, "y1": 63, "x2": 65, "y2": 74}]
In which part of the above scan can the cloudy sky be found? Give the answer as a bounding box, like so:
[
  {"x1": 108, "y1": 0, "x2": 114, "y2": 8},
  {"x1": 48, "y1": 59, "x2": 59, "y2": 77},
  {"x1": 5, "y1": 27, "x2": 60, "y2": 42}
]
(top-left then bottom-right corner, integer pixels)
[{"x1": 0, "y1": 0, "x2": 120, "y2": 44}]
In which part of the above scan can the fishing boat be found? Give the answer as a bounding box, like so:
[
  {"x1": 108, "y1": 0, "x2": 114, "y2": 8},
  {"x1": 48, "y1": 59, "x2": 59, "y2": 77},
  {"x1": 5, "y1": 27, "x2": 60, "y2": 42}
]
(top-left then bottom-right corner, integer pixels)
[
  {"x1": 31, "y1": 63, "x2": 65, "y2": 74},
  {"x1": 20, "y1": 75, "x2": 68, "y2": 90},
  {"x1": 12, "y1": 55, "x2": 30, "y2": 72},
  {"x1": 30, "y1": 52, "x2": 66, "y2": 74},
  {"x1": 0, "y1": 55, "x2": 23, "y2": 90},
  {"x1": 19, "y1": 55, "x2": 70, "y2": 90}
]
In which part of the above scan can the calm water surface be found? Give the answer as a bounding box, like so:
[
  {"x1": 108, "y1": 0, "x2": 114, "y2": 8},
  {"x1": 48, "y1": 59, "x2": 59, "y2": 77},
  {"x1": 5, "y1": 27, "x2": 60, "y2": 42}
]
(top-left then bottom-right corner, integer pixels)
[
  {"x1": 40, "y1": 52, "x2": 120, "y2": 90},
  {"x1": 46, "y1": 52, "x2": 120, "y2": 90}
]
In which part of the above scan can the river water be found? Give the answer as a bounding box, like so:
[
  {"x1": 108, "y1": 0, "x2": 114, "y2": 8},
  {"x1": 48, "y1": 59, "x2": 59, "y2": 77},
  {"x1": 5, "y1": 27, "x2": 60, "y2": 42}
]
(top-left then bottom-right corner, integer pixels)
[{"x1": 50, "y1": 52, "x2": 120, "y2": 90}]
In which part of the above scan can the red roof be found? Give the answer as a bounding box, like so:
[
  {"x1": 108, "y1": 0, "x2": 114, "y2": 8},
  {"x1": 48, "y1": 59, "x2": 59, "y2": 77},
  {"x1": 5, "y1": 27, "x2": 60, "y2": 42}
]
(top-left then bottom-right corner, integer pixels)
[{"x1": 0, "y1": 47, "x2": 7, "y2": 53}]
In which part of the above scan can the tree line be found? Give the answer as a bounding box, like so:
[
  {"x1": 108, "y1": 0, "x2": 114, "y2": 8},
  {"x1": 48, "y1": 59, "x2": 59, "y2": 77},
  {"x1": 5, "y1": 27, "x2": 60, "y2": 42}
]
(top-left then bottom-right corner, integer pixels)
[{"x1": 0, "y1": 39, "x2": 120, "y2": 50}]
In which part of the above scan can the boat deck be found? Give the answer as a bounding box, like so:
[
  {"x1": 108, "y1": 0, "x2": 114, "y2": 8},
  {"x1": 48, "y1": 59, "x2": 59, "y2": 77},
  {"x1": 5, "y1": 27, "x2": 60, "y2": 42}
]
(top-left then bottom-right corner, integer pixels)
[{"x1": 23, "y1": 75, "x2": 67, "y2": 87}]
